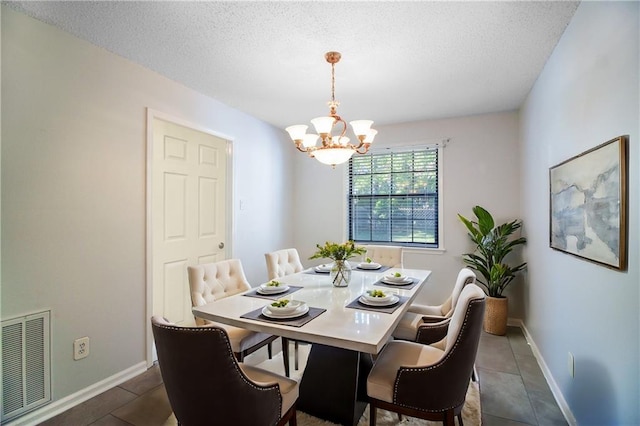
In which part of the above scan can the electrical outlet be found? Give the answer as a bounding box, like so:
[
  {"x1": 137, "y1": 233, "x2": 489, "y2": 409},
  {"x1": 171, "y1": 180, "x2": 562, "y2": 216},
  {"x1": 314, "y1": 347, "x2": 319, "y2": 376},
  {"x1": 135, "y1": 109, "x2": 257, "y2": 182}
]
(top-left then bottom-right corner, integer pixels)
[
  {"x1": 568, "y1": 352, "x2": 574, "y2": 378},
  {"x1": 74, "y1": 336, "x2": 90, "y2": 360}
]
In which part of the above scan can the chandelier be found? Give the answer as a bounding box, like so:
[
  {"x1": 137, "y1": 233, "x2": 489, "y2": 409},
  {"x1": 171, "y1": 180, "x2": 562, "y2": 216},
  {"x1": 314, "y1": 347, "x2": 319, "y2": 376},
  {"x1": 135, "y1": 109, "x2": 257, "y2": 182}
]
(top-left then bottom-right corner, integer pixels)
[{"x1": 285, "y1": 51, "x2": 377, "y2": 167}]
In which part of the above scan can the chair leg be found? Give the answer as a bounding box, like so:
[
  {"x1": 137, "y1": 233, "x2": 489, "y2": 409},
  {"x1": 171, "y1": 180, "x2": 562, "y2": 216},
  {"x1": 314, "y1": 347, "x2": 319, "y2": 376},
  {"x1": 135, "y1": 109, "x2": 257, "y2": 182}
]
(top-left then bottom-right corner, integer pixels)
[
  {"x1": 289, "y1": 407, "x2": 297, "y2": 426},
  {"x1": 294, "y1": 340, "x2": 299, "y2": 370},
  {"x1": 369, "y1": 403, "x2": 376, "y2": 426},
  {"x1": 471, "y1": 364, "x2": 478, "y2": 382},
  {"x1": 444, "y1": 409, "x2": 455, "y2": 426},
  {"x1": 268, "y1": 342, "x2": 273, "y2": 359},
  {"x1": 282, "y1": 337, "x2": 291, "y2": 377},
  {"x1": 457, "y1": 413, "x2": 464, "y2": 426}
]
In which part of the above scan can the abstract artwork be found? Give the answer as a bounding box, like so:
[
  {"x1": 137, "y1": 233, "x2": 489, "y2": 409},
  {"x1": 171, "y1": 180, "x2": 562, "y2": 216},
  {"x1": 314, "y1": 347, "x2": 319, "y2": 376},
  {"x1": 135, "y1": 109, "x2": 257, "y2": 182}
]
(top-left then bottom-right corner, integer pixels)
[{"x1": 549, "y1": 136, "x2": 628, "y2": 270}]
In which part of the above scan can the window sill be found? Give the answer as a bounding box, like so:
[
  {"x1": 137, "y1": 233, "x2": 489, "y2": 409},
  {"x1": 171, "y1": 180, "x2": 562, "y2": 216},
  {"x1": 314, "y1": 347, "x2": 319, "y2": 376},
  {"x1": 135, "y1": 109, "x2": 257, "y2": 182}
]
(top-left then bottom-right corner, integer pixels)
[{"x1": 402, "y1": 247, "x2": 446, "y2": 255}]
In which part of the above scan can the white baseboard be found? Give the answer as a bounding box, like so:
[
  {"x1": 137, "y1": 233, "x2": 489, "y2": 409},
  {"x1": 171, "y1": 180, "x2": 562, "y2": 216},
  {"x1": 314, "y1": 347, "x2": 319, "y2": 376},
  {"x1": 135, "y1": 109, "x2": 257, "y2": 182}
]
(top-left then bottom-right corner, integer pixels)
[
  {"x1": 5, "y1": 361, "x2": 148, "y2": 426},
  {"x1": 508, "y1": 318, "x2": 578, "y2": 426}
]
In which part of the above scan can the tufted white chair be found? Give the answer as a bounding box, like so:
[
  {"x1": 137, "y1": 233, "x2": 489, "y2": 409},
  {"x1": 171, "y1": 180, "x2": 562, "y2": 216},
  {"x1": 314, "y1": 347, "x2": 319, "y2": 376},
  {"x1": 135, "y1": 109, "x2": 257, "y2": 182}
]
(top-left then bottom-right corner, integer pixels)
[
  {"x1": 152, "y1": 316, "x2": 298, "y2": 426},
  {"x1": 187, "y1": 259, "x2": 279, "y2": 363},
  {"x1": 393, "y1": 268, "x2": 477, "y2": 346},
  {"x1": 265, "y1": 248, "x2": 305, "y2": 280},
  {"x1": 363, "y1": 245, "x2": 404, "y2": 268},
  {"x1": 264, "y1": 248, "x2": 304, "y2": 376}
]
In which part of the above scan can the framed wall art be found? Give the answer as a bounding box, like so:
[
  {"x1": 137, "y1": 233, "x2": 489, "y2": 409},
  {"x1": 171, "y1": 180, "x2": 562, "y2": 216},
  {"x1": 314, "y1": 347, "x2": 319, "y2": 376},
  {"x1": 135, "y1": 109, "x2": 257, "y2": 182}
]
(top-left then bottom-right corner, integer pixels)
[{"x1": 549, "y1": 135, "x2": 628, "y2": 270}]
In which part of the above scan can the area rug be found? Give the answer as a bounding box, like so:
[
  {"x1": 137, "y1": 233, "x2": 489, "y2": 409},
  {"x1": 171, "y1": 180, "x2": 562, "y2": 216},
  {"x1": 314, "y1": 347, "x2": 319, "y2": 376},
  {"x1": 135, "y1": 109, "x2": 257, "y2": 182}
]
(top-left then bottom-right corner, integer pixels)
[
  {"x1": 298, "y1": 381, "x2": 480, "y2": 425},
  {"x1": 253, "y1": 345, "x2": 482, "y2": 426}
]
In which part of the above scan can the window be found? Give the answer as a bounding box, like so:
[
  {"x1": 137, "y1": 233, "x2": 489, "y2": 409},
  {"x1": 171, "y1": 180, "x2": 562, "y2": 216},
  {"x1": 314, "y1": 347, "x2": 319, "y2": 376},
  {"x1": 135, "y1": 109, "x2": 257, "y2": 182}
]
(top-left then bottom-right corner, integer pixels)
[{"x1": 348, "y1": 146, "x2": 440, "y2": 247}]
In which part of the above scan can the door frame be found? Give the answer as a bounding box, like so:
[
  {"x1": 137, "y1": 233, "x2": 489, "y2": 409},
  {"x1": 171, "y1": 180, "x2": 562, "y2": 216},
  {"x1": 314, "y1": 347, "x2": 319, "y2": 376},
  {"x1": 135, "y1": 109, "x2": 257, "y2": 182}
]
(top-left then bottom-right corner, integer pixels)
[{"x1": 145, "y1": 108, "x2": 235, "y2": 366}]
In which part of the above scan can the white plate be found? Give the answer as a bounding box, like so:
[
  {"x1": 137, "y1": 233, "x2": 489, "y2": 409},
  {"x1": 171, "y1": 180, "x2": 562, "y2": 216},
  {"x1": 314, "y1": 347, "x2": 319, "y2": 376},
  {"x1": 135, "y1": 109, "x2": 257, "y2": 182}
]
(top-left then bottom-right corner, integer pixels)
[
  {"x1": 266, "y1": 300, "x2": 304, "y2": 314},
  {"x1": 314, "y1": 264, "x2": 333, "y2": 273},
  {"x1": 358, "y1": 295, "x2": 399, "y2": 307},
  {"x1": 381, "y1": 277, "x2": 413, "y2": 285},
  {"x1": 256, "y1": 286, "x2": 289, "y2": 295},
  {"x1": 362, "y1": 290, "x2": 394, "y2": 303},
  {"x1": 262, "y1": 303, "x2": 309, "y2": 319},
  {"x1": 358, "y1": 262, "x2": 382, "y2": 270}
]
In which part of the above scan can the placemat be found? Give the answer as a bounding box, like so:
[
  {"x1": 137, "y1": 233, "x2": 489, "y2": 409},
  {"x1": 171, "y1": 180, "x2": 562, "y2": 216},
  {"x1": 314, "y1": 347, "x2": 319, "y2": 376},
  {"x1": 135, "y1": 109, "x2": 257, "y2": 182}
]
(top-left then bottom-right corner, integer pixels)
[
  {"x1": 345, "y1": 295, "x2": 410, "y2": 314},
  {"x1": 240, "y1": 306, "x2": 326, "y2": 327},
  {"x1": 243, "y1": 286, "x2": 303, "y2": 300},
  {"x1": 355, "y1": 265, "x2": 391, "y2": 273},
  {"x1": 373, "y1": 277, "x2": 420, "y2": 290}
]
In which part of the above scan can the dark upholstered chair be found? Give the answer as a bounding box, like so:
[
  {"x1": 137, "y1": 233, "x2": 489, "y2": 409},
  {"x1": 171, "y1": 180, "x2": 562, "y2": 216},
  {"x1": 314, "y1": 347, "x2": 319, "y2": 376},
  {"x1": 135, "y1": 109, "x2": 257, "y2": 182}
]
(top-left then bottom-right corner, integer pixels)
[
  {"x1": 187, "y1": 260, "x2": 280, "y2": 363},
  {"x1": 367, "y1": 284, "x2": 486, "y2": 425},
  {"x1": 152, "y1": 316, "x2": 298, "y2": 426}
]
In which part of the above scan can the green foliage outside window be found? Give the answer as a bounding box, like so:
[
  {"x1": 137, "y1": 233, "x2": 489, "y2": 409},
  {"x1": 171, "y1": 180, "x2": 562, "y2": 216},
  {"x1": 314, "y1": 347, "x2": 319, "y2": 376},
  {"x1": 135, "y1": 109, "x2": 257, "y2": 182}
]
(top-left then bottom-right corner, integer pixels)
[{"x1": 348, "y1": 149, "x2": 439, "y2": 246}]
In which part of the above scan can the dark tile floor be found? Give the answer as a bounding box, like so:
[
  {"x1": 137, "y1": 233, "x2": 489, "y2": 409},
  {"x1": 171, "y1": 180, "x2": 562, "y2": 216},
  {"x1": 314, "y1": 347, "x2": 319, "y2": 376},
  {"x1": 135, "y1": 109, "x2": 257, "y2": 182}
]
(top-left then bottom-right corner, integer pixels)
[{"x1": 39, "y1": 326, "x2": 566, "y2": 425}]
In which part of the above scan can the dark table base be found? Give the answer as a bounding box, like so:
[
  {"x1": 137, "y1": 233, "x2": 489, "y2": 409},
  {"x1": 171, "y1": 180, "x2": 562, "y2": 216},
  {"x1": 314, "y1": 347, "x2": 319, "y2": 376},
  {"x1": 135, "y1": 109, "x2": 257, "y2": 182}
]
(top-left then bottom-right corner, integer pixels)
[{"x1": 297, "y1": 343, "x2": 373, "y2": 426}]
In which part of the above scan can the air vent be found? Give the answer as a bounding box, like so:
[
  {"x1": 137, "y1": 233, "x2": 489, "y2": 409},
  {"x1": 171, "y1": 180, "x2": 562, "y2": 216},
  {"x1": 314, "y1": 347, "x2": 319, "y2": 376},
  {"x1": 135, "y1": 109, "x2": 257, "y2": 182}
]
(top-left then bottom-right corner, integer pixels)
[{"x1": 2, "y1": 311, "x2": 51, "y2": 422}]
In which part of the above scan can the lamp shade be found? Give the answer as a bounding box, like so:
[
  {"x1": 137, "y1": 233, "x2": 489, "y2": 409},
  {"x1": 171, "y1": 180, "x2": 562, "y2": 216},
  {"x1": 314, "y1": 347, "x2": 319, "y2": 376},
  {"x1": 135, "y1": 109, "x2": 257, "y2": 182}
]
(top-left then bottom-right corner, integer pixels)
[
  {"x1": 364, "y1": 129, "x2": 378, "y2": 144},
  {"x1": 302, "y1": 134, "x2": 319, "y2": 148},
  {"x1": 311, "y1": 116, "x2": 335, "y2": 134},
  {"x1": 285, "y1": 125, "x2": 308, "y2": 141},
  {"x1": 313, "y1": 147, "x2": 355, "y2": 166},
  {"x1": 349, "y1": 120, "x2": 374, "y2": 137}
]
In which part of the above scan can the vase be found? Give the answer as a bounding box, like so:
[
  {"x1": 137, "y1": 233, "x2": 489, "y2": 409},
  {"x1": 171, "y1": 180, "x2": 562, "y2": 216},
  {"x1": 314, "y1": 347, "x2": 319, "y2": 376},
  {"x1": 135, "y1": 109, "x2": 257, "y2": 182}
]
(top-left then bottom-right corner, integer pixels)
[{"x1": 330, "y1": 260, "x2": 352, "y2": 287}]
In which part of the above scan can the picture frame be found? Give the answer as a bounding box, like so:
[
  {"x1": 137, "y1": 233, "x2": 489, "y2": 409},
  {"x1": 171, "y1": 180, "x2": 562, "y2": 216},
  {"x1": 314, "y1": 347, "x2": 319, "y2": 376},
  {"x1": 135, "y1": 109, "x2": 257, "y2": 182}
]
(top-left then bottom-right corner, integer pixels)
[{"x1": 549, "y1": 135, "x2": 628, "y2": 270}]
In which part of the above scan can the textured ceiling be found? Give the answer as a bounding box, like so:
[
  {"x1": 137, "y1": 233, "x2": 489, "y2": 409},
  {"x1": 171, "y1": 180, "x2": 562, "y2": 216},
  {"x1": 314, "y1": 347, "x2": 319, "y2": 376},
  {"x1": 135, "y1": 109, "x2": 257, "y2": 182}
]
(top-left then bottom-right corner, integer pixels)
[{"x1": 6, "y1": 1, "x2": 580, "y2": 130}]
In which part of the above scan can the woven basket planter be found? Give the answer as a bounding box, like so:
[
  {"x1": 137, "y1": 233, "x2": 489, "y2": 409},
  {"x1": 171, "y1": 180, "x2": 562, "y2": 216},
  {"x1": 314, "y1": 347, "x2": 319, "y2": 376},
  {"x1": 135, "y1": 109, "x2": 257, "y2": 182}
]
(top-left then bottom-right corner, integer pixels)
[{"x1": 484, "y1": 296, "x2": 508, "y2": 335}]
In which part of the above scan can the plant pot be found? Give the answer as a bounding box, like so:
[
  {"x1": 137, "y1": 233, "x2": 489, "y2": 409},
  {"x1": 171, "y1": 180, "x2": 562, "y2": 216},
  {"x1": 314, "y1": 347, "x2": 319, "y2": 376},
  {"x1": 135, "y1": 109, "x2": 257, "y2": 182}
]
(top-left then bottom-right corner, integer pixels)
[{"x1": 484, "y1": 296, "x2": 508, "y2": 335}]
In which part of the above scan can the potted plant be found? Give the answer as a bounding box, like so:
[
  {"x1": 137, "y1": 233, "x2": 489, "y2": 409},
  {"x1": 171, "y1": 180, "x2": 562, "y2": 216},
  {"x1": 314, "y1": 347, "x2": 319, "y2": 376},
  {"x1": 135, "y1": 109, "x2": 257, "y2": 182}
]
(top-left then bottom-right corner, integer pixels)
[
  {"x1": 310, "y1": 241, "x2": 366, "y2": 287},
  {"x1": 458, "y1": 206, "x2": 527, "y2": 335}
]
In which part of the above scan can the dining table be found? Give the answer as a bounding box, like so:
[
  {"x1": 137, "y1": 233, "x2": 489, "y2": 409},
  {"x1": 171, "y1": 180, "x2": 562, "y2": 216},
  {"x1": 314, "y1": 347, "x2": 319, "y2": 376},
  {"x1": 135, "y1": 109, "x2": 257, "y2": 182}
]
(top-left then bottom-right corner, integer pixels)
[{"x1": 192, "y1": 264, "x2": 431, "y2": 426}]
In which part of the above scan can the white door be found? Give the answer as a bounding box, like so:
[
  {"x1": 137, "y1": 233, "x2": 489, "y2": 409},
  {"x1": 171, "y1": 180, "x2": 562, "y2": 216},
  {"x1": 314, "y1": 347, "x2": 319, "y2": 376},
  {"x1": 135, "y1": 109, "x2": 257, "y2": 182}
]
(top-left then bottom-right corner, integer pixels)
[{"x1": 151, "y1": 117, "x2": 228, "y2": 326}]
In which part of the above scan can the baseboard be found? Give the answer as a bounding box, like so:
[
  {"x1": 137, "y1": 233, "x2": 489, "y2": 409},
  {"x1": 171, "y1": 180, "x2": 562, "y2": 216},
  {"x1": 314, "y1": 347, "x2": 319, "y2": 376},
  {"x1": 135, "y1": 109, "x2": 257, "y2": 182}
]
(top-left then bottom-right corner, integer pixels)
[
  {"x1": 509, "y1": 318, "x2": 578, "y2": 426},
  {"x1": 5, "y1": 361, "x2": 148, "y2": 426}
]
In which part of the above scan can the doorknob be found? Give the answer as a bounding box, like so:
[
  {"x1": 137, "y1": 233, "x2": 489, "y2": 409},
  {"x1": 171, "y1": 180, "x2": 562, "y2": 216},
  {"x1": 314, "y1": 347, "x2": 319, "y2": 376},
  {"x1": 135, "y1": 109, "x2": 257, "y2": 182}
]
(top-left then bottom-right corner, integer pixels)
[{"x1": 218, "y1": 242, "x2": 225, "y2": 249}]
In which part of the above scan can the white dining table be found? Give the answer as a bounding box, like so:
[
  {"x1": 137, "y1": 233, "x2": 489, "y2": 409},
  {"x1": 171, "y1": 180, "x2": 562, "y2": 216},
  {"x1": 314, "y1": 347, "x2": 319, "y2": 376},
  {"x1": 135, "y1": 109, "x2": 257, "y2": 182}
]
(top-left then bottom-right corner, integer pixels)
[{"x1": 192, "y1": 266, "x2": 431, "y2": 426}]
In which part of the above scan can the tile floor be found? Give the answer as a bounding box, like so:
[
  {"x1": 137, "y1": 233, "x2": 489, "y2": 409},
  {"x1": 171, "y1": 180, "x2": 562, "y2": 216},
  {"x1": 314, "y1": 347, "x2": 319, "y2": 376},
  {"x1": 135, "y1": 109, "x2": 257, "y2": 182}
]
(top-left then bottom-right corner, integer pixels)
[{"x1": 38, "y1": 326, "x2": 567, "y2": 426}]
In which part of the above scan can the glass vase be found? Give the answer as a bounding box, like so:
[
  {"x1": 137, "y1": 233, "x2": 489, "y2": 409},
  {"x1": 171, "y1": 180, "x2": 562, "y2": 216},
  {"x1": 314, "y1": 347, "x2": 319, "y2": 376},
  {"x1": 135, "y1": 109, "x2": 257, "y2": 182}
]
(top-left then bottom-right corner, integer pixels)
[{"x1": 330, "y1": 260, "x2": 352, "y2": 287}]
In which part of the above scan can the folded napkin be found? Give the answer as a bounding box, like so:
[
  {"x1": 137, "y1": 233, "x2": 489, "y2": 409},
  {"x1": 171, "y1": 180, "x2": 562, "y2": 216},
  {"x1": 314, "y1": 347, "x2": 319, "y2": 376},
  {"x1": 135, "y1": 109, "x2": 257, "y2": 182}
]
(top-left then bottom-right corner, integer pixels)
[
  {"x1": 240, "y1": 306, "x2": 326, "y2": 327},
  {"x1": 345, "y1": 295, "x2": 410, "y2": 314}
]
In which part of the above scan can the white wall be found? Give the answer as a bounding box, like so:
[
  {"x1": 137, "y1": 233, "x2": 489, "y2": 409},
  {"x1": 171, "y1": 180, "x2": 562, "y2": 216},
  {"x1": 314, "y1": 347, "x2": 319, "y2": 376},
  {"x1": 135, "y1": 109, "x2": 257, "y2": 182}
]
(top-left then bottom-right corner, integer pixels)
[
  {"x1": 520, "y1": 1, "x2": 639, "y2": 424},
  {"x1": 293, "y1": 111, "x2": 525, "y2": 313},
  {"x1": 1, "y1": 6, "x2": 294, "y2": 405}
]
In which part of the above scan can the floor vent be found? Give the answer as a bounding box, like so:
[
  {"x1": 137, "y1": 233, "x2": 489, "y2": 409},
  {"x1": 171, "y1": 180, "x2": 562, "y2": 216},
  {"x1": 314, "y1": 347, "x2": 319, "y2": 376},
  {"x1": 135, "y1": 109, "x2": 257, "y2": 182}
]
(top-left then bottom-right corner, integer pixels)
[{"x1": 2, "y1": 311, "x2": 51, "y2": 423}]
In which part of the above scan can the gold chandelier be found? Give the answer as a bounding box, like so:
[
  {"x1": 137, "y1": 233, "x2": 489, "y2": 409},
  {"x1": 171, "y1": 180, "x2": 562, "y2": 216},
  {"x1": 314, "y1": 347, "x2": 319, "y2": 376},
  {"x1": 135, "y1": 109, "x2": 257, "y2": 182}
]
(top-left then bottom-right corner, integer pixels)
[{"x1": 285, "y1": 51, "x2": 377, "y2": 167}]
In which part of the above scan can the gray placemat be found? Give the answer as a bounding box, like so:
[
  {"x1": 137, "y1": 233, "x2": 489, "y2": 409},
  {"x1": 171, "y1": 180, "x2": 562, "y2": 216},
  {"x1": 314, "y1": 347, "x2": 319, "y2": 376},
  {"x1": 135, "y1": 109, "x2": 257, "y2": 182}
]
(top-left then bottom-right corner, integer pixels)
[
  {"x1": 240, "y1": 306, "x2": 326, "y2": 327},
  {"x1": 355, "y1": 265, "x2": 392, "y2": 273},
  {"x1": 243, "y1": 286, "x2": 303, "y2": 300},
  {"x1": 345, "y1": 295, "x2": 410, "y2": 314},
  {"x1": 373, "y1": 277, "x2": 420, "y2": 290}
]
